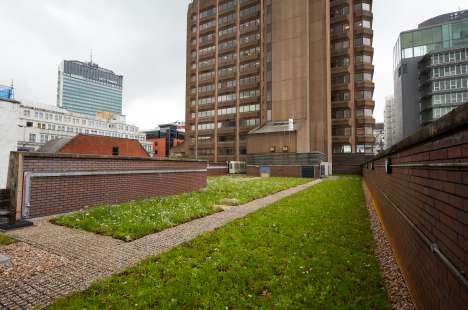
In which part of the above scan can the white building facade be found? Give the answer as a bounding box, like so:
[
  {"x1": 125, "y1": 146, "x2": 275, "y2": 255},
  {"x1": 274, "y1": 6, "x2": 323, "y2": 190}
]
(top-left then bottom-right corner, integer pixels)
[
  {"x1": 0, "y1": 99, "x2": 153, "y2": 187},
  {"x1": 384, "y1": 95, "x2": 396, "y2": 149}
]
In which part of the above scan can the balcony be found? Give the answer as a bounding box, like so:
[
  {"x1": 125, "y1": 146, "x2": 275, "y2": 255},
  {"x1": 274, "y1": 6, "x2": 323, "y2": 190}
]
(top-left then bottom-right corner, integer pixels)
[
  {"x1": 331, "y1": 31, "x2": 350, "y2": 41},
  {"x1": 217, "y1": 141, "x2": 236, "y2": 148},
  {"x1": 355, "y1": 80, "x2": 375, "y2": 90},
  {"x1": 355, "y1": 99, "x2": 375, "y2": 109},
  {"x1": 332, "y1": 135, "x2": 352, "y2": 144},
  {"x1": 330, "y1": 0, "x2": 349, "y2": 8},
  {"x1": 240, "y1": 38, "x2": 260, "y2": 49},
  {"x1": 330, "y1": 14, "x2": 349, "y2": 25},
  {"x1": 218, "y1": 31, "x2": 237, "y2": 42},
  {"x1": 199, "y1": 25, "x2": 216, "y2": 35},
  {"x1": 239, "y1": 81, "x2": 260, "y2": 91},
  {"x1": 356, "y1": 135, "x2": 376, "y2": 144},
  {"x1": 239, "y1": 0, "x2": 259, "y2": 8},
  {"x1": 199, "y1": 39, "x2": 216, "y2": 49},
  {"x1": 354, "y1": 28, "x2": 373, "y2": 37},
  {"x1": 331, "y1": 65, "x2": 350, "y2": 75},
  {"x1": 218, "y1": 72, "x2": 237, "y2": 81},
  {"x1": 332, "y1": 83, "x2": 351, "y2": 92},
  {"x1": 331, "y1": 47, "x2": 351, "y2": 57},
  {"x1": 198, "y1": 51, "x2": 216, "y2": 61},
  {"x1": 354, "y1": 45, "x2": 374, "y2": 54},
  {"x1": 239, "y1": 67, "x2": 260, "y2": 76},
  {"x1": 198, "y1": 77, "x2": 215, "y2": 85},
  {"x1": 218, "y1": 86, "x2": 237, "y2": 94},
  {"x1": 355, "y1": 63, "x2": 374, "y2": 72},
  {"x1": 332, "y1": 100, "x2": 352, "y2": 109},
  {"x1": 356, "y1": 116, "x2": 375, "y2": 126},
  {"x1": 332, "y1": 118, "x2": 353, "y2": 127},
  {"x1": 354, "y1": 10, "x2": 373, "y2": 20},
  {"x1": 240, "y1": 53, "x2": 260, "y2": 63},
  {"x1": 240, "y1": 24, "x2": 260, "y2": 35},
  {"x1": 218, "y1": 58, "x2": 236, "y2": 68}
]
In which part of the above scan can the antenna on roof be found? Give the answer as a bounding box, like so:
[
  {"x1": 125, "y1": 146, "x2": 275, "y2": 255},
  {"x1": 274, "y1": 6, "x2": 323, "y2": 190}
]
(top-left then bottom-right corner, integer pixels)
[{"x1": 90, "y1": 49, "x2": 93, "y2": 65}]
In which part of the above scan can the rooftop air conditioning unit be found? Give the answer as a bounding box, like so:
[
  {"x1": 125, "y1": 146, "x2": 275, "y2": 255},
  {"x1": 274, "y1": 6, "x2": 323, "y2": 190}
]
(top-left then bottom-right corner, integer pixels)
[
  {"x1": 320, "y1": 162, "x2": 332, "y2": 178},
  {"x1": 229, "y1": 161, "x2": 246, "y2": 174}
]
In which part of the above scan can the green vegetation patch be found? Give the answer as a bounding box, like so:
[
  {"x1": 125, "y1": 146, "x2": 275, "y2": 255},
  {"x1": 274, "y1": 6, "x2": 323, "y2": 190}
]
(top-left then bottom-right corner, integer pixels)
[
  {"x1": 0, "y1": 233, "x2": 15, "y2": 246},
  {"x1": 52, "y1": 176, "x2": 309, "y2": 241},
  {"x1": 50, "y1": 177, "x2": 390, "y2": 309}
]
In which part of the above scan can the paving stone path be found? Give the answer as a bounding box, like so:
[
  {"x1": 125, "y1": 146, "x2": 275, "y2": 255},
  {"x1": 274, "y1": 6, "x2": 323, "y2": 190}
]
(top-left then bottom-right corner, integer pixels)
[{"x1": 0, "y1": 180, "x2": 321, "y2": 309}]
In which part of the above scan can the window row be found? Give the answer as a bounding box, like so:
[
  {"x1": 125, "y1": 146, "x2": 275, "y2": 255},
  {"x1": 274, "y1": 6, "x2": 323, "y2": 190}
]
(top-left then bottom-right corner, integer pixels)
[
  {"x1": 192, "y1": 110, "x2": 215, "y2": 119},
  {"x1": 218, "y1": 93, "x2": 237, "y2": 102},
  {"x1": 200, "y1": 20, "x2": 216, "y2": 31},
  {"x1": 240, "y1": 5, "x2": 259, "y2": 18},
  {"x1": 240, "y1": 32, "x2": 260, "y2": 45},
  {"x1": 431, "y1": 91, "x2": 468, "y2": 105},
  {"x1": 240, "y1": 19, "x2": 260, "y2": 33},
  {"x1": 334, "y1": 144, "x2": 352, "y2": 153},
  {"x1": 432, "y1": 63, "x2": 468, "y2": 78},
  {"x1": 219, "y1": 39, "x2": 237, "y2": 50},
  {"x1": 192, "y1": 96, "x2": 215, "y2": 106},
  {"x1": 24, "y1": 110, "x2": 136, "y2": 131},
  {"x1": 356, "y1": 108, "x2": 373, "y2": 117},
  {"x1": 197, "y1": 123, "x2": 215, "y2": 131},
  {"x1": 431, "y1": 49, "x2": 468, "y2": 65},
  {"x1": 240, "y1": 89, "x2": 260, "y2": 99},
  {"x1": 199, "y1": 45, "x2": 216, "y2": 57},
  {"x1": 219, "y1": 25, "x2": 237, "y2": 37},
  {"x1": 356, "y1": 144, "x2": 374, "y2": 153},
  {"x1": 432, "y1": 77, "x2": 468, "y2": 92},
  {"x1": 240, "y1": 46, "x2": 260, "y2": 59},
  {"x1": 239, "y1": 60, "x2": 260, "y2": 72}
]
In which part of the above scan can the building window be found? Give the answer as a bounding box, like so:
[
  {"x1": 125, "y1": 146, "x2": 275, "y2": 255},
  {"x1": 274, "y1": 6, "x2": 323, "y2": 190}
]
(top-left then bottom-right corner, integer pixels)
[
  {"x1": 23, "y1": 110, "x2": 30, "y2": 117},
  {"x1": 334, "y1": 144, "x2": 352, "y2": 153},
  {"x1": 29, "y1": 134, "x2": 36, "y2": 142},
  {"x1": 112, "y1": 147, "x2": 119, "y2": 156},
  {"x1": 26, "y1": 121, "x2": 33, "y2": 127}
]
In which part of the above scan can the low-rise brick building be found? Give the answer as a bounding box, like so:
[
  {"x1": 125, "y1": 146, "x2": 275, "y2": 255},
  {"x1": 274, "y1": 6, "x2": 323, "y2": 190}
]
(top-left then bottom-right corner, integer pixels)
[{"x1": 37, "y1": 134, "x2": 150, "y2": 158}]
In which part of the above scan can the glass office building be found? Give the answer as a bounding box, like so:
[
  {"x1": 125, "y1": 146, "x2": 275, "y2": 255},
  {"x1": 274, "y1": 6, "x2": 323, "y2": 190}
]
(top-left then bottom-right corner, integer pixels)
[
  {"x1": 394, "y1": 13, "x2": 468, "y2": 68},
  {"x1": 57, "y1": 60, "x2": 123, "y2": 116},
  {"x1": 392, "y1": 10, "x2": 468, "y2": 144}
]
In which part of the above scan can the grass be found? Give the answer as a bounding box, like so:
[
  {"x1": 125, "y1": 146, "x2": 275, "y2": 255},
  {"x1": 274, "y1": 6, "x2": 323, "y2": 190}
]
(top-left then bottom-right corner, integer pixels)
[
  {"x1": 52, "y1": 176, "x2": 309, "y2": 241},
  {"x1": 49, "y1": 177, "x2": 390, "y2": 309},
  {"x1": 0, "y1": 233, "x2": 15, "y2": 246}
]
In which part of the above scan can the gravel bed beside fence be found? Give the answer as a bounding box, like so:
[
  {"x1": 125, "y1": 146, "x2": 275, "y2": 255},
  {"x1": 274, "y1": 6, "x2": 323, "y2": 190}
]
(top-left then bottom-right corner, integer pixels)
[{"x1": 363, "y1": 182, "x2": 415, "y2": 310}]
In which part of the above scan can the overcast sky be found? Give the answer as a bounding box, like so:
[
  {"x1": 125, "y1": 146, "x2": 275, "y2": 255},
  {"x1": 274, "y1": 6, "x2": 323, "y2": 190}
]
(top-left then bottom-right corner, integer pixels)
[{"x1": 0, "y1": 0, "x2": 465, "y2": 129}]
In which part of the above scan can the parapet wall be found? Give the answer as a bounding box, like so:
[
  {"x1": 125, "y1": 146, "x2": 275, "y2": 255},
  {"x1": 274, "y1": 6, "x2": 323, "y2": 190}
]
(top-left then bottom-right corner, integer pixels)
[
  {"x1": 362, "y1": 103, "x2": 468, "y2": 309},
  {"x1": 6, "y1": 153, "x2": 207, "y2": 221}
]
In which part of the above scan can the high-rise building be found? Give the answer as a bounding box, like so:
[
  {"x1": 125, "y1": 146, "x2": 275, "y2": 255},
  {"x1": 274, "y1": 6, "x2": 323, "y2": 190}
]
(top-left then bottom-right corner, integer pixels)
[
  {"x1": 393, "y1": 10, "x2": 468, "y2": 143},
  {"x1": 373, "y1": 122, "x2": 384, "y2": 154},
  {"x1": 384, "y1": 95, "x2": 395, "y2": 149},
  {"x1": 57, "y1": 60, "x2": 123, "y2": 116},
  {"x1": 186, "y1": 0, "x2": 375, "y2": 166}
]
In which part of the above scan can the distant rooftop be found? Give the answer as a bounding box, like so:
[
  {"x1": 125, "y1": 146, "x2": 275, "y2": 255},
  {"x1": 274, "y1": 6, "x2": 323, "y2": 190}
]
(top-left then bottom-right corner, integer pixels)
[{"x1": 419, "y1": 9, "x2": 468, "y2": 28}]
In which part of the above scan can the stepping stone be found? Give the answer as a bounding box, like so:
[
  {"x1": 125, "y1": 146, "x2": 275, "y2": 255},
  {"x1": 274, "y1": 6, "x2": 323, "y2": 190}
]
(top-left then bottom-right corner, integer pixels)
[
  {"x1": 221, "y1": 198, "x2": 241, "y2": 206},
  {"x1": 0, "y1": 254, "x2": 11, "y2": 266}
]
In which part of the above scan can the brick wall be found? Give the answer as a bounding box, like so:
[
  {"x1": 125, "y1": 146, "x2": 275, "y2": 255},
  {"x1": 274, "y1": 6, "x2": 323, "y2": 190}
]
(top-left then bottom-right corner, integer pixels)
[
  {"x1": 333, "y1": 153, "x2": 374, "y2": 175},
  {"x1": 247, "y1": 165, "x2": 320, "y2": 178},
  {"x1": 207, "y1": 165, "x2": 229, "y2": 176},
  {"x1": 8, "y1": 153, "x2": 207, "y2": 220},
  {"x1": 363, "y1": 104, "x2": 468, "y2": 309}
]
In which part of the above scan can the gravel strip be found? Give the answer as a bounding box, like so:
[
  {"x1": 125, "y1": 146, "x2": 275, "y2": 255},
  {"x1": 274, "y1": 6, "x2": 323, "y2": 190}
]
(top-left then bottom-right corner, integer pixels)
[
  {"x1": 0, "y1": 242, "x2": 69, "y2": 285},
  {"x1": 362, "y1": 182, "x2": 415, "y2": 310}
]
